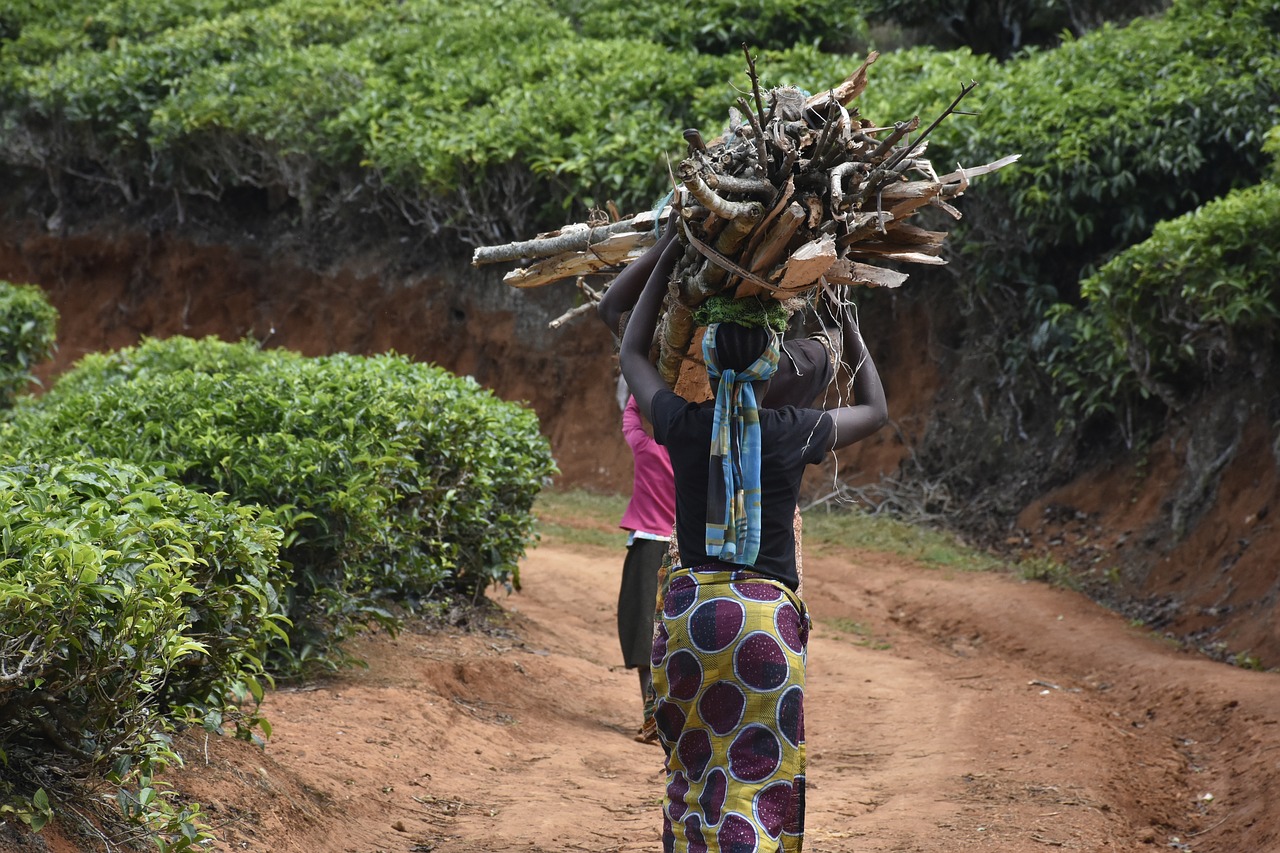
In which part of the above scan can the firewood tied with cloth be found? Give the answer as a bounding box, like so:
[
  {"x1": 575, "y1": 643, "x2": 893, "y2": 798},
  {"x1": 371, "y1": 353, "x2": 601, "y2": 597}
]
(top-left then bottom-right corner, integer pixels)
[{"x1": 473, "y1": 50, "x2": 1019, "y2": 385}]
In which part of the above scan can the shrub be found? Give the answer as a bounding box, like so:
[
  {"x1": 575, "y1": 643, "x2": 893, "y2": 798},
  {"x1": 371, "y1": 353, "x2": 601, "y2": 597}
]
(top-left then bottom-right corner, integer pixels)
[
  {"x1": 0, "y1": 457, "x2": 283, "y2": 839},
  {"x1": 940, "y1": 0, "x2": 1280, "y2": 300},
  {"x1": 0, "y1": 0, "x2": 873, "y2": 241},
  {"x1": 861, "y1": 0, "x2": 1169, "y2": 58},
  {"x1": 0, "y1": 280, "x2": 57, "y2": 408},
  {"x1": 549, "y1": 0, "x2": 868, "y2": 54},
  {"x1": 1049, "y1": 178, "x2": 1280, "y2": 425},
  {"x1": 863, "y1": 0, "x2": 1280, "y2": 494},
  {"x1": 0, "y1": 337, "x2": 556, "y2": 673}
]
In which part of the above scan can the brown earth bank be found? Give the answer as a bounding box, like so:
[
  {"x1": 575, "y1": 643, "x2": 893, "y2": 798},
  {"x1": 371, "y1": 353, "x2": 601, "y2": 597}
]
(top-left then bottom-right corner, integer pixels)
[
  {"x1": 0, "y1": 216, "x2": 1276, "y2": 668},
  {"x1": 5, "y1": 536, "x2": 1280, "y2": 853}
]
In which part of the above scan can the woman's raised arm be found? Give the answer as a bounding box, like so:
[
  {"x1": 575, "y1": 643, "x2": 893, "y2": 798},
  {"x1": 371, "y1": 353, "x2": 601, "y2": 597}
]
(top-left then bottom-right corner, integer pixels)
[
  {"x1": 618, "y1": 235, "x2": 681, "y2": 424},
  {"x1": 824, "y1": 307, "x2": 887, "y2": 450}
]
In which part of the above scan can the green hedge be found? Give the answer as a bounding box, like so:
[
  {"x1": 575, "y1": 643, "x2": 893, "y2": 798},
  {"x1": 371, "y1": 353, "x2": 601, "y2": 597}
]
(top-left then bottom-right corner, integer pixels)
[
  {"x1": 1049, "y1": 176, "x2": 1280, "y2": 425},
  {"x1": 0, "y1": 0, "x2": 875, "y2": 240},
  {"x1": 0, "y1": 281, "x2": 57, "y2": 408},
  {"x1": 906, "y1": 0, "x2": 1275, "y2": 302},
  {"x1": 6, "y1": 0, "x2": 1269, "y2": 250},
  {"x1": 860, "y1": 0, "x2": 1280, "y2": 474},
  {"x1": 0, "y1": 457, "x2": 283, "y2": 840},
  {"x1": 0, "y1": 336, "x2": 556, "y2": 673},
  {"x1": 548, "y1": 0, "x2": 868, "y2": 54}
]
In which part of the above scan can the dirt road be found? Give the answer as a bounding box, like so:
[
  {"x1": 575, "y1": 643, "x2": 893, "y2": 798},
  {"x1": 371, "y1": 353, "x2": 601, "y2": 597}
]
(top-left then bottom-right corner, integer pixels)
[{"x1": 27, "y1": 538, "x2": 1280, "y2": 853}]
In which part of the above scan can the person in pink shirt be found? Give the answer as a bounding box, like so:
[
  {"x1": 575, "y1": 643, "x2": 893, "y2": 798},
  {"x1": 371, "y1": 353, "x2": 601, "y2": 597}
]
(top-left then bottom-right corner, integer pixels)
[
  {"x1": 600, "y1": 242, "x2": 679, "y2": 742},
  {"x1": 615, "y1": 388, "x2": 677, "y2": 743}
]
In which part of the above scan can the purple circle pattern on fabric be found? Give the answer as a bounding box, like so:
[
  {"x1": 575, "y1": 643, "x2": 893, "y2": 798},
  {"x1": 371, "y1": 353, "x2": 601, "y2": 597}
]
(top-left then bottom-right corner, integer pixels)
[
  {"x1": 655, "y1": 699, "x2": 687, "y2": 746},
  {"x1": 698, "y1": 681, "x2": 747, "y2": 736},
  {"x1": 678, "y1": 727, "x2": 714, "y2": 781},
  {"x1": 753, "y1": 781, "x2": 793, "y2": 839},
  {"x1": 777, "y1": 685, "x2": 804, "y2": 747},
  {"x1": 718, "y1": 813, "x2": 759, "y2": 853},
  {"x1": 732, "y1": 580, "x2": 782, "y2": 601},
  {"x1": 666, "y1": 648, "x2": 704, "y2": 701},
  {"x1": 651, "y1": 622, "x2": 669, "y2": 666},
  {"x1": 728, "y1": 724, "x2": 782, "y2": 782},
  {"x1": 784, "y1": 775, "x2": 806, "y2": 836},
  {"x1": 735, "y1": 631, "x2": 789, "y2": 691},
  {"x1": 689, "y1": 597, "x2": 745, "y2": 652},
  {"x1": 667, "y1": 772, "x2": 690, "y2": 822},
  {"x1": 775, "y1": 601, "x2": 804, "y2": 653},
  {"x1": 699, "y1": 768, "x2": 728, "y2": 826},
  {"x1": 664, "y1": 576, "x2": 699, "y2": 617},
  {"x1": 685, "y1": 814, "x2": 707, "y2": 853}
]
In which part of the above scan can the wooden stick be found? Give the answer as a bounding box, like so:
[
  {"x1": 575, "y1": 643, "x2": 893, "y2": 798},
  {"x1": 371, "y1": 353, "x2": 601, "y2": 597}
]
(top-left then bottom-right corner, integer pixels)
[
  {"x1": 884, "y1": 80, "x2": 979, "y2": 173},
  {"x1": 824, "y1": 260, "x2": 910, "y2": 289},
  {"x1": 736, "y1": 175, "x2": 796, "y2": 279},
  {"x1": 742, "y1": 44, "x2": 767, "y2": 128},
  {"x1": 548, "y1": 301, "x2": 597, "y2": 329},
  {"x1": 502, "y1": 232, "x2": 650, "y2": 288},
  {"x1": 473, "y1": 207, "x2": 670, "y2": 266},
  {"x1": 737, "y1": 202, "x2": 806, "y2": 299},
  {"x1": 736, "y1": 96, "x2": 771, "y2": 176},
  {"x1": 677, "y1": 160, "x2": 762, "y2": 222},
  {"x1": 805, "y1": 51, "x2": 879, "y2": 110},
  {"x1": 680, "y1": 216, "x2": 778, "y2": 295}
]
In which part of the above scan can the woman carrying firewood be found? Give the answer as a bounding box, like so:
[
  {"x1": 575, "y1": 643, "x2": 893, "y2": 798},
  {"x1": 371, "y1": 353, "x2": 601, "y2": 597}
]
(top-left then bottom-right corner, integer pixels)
[
  {"x1": 602, "y1": 227, "x2": 846, "y2": 752},
  {"x1": 619, "y1": 234, "x2": 886, "y2": 852}
]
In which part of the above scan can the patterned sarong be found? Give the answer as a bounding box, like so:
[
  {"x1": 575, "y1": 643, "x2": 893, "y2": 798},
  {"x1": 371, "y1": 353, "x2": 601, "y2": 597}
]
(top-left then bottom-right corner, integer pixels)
[{"x1": 652, "y1": 567, "x2": 808, "y2": 853}]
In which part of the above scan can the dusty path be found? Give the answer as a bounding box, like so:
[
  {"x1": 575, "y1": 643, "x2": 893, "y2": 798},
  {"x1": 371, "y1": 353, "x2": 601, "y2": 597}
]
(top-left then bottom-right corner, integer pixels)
[{"x1": 24, "y1": 539, "x2": 1280, "y2": 853}]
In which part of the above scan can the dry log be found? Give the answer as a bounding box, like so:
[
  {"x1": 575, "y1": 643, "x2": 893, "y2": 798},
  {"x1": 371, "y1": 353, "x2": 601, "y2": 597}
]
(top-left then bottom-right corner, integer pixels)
[
  {"x1": 472, "y1": 207, "x2": 669, "y2": 268},
  {"x1": 658, "y1": 295, "x2": 696, "y2": 387},
  {"x1": 737, "y1": 175, "x2": 797, "y2": 273},
  {"x1": 879, "y1": 222, "x2": 949, "y2": 247},
  {"x1": 824, "y1": 259, "x2": 910, "y2": 289},
  {"x1": 502, "y1": 231, "x2": 650, "y2": 288},
  {"x1": 806, "y1": 51, "x2": 880, "y2": 109},
  {"x1": 845, "y1": 248, "x2": 948, "y2": 265},
  {"x1": 778, "y1": 237, "x2": 838, "y2": 295},
  {"x1": 736, "y1": 202, "x2": 806, "y2": 299}
]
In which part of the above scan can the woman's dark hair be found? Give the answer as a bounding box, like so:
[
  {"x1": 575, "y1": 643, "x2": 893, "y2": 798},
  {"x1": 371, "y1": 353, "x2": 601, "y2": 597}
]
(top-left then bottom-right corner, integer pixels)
[{"x1": 713, "y1": 322, "x2": 771, "y2": 372}]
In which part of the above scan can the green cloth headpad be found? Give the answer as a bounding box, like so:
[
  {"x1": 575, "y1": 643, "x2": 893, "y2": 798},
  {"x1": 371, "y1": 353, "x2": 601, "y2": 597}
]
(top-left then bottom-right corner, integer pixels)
[{"x1": 694, "y1": 295, "x2": 790, "y2": 334}]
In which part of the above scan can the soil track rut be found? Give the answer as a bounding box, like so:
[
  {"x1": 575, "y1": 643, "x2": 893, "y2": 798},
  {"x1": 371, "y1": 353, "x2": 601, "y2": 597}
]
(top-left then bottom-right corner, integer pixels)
[{"x1": 21, "y1": 540, "x2": 1280, "y2": 853}]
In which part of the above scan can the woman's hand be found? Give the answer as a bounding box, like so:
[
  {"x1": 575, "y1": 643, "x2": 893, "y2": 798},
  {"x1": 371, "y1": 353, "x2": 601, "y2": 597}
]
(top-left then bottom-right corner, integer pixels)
[{"x1": 597, "y1": 224, "x2": 677, "y2": 338}]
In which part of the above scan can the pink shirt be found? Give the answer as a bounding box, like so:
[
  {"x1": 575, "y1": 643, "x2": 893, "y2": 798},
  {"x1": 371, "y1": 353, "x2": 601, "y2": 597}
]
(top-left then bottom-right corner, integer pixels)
[{"x1": 620, "y1": 396, "x2": 676, "y2": 538}]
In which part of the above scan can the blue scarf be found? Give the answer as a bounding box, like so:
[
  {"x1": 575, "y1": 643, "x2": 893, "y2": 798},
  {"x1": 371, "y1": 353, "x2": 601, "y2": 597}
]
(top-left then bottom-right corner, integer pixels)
[{"x1": 702, "y1": 324, "x2": 781, "y2": 566}]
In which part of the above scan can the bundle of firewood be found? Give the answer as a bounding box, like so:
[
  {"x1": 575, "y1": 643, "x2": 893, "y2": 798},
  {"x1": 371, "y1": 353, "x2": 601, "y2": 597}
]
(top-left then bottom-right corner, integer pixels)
[{"x1": 473, "y1": 51, "x2": 1017, "y2": 384}]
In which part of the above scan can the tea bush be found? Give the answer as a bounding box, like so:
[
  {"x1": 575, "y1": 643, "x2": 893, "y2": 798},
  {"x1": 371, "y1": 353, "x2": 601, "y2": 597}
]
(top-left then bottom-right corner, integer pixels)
[
  {"x1": 937, "y1": 0, "x2": 1279, "y2": 294},
  {"x1": 548, "y1": 0, "x2": 868, "y2": 54},
  {"x1": 0, "y1": 457, "x2": 283, "y2": 839},
  {"x1": 1048, "y1": 175, "x2": 1280, "y2": 424},
  {"x1": 0, "y1": 337, "x2": 556, "y2": 673},
  {"x1": 0, "y1": 0, "x2": 870, "y2": 241},
  {"x1": 4, "y1": 0, "x2": 1273, "y2": 246},
  {"x1": 0, "y1": 281, "x2": 57, "y2": 408},
  {"x1": 862, "y1": 0, "x2": 1168, "y2": 58},
  {"x1": 864, "y1": 0, "x2": 1280, "y2": 482}
]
